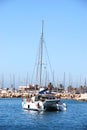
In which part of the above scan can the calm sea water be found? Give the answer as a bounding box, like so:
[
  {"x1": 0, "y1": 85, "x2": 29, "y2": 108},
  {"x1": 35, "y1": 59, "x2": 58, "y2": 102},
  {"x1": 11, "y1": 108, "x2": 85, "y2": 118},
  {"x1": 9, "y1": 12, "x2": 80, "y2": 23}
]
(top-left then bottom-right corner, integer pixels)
[{"x1": 0, "y1": 98, "x2": 87, "y2": 130}]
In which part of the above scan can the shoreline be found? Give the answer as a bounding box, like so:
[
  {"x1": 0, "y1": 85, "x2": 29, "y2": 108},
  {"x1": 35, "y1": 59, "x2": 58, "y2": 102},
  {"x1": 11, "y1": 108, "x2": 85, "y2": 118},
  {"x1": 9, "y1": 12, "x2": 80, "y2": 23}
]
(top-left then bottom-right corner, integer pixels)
[{"x1": 0, "y1": 91, "x2": 87, "y2": 101}]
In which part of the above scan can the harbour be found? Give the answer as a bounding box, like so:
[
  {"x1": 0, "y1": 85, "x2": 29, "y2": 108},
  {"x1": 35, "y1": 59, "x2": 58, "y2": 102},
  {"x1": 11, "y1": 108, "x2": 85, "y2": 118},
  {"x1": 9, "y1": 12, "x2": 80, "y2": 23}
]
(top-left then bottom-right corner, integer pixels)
[
  {"x1": 0, "y1": 84, "x2": 87, "y2": 102},
  {"x1": 0, "y1": 0, "x2": 87, "y2": 130}
]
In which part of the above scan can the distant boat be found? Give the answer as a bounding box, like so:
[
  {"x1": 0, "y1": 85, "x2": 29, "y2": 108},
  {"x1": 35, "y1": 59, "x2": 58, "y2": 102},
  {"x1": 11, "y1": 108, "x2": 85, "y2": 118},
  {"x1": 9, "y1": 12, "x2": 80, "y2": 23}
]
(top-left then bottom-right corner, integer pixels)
[{"x1": 22, "y1": 20, "x2": 66, "y2": 112}]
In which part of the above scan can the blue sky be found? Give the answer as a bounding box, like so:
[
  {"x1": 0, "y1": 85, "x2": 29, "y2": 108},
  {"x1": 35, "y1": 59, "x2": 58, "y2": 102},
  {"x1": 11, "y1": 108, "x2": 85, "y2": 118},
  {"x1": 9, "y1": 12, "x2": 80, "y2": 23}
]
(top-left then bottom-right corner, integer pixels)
[{"x1": 0, "y1": 0, "x2": 87, "y2": 88}]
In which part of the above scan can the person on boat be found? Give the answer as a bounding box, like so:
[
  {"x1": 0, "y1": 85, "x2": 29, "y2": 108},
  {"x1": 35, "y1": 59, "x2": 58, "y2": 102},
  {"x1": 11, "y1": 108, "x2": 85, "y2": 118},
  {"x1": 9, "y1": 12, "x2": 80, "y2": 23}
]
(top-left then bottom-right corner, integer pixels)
[
  {"x1": 30, "y1": 94, "x2": 35, "y2": 103},
  {"x1": 48, "y1": 82, "x2": 53, "y2": 94}
]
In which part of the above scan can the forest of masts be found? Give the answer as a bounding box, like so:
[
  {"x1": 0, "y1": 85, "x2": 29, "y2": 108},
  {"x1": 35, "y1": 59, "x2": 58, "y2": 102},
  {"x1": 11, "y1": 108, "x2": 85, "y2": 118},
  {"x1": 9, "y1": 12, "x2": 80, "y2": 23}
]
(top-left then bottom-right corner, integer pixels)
[{"x1": 0, "y1": 73, "x2": 87, "y2": 94}]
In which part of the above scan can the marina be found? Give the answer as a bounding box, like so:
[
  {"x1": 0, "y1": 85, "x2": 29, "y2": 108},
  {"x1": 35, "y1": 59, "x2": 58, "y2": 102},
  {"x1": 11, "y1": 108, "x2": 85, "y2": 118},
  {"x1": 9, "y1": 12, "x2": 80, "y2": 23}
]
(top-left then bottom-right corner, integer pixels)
[
  {"x1": 0, "y1": 87, "x2": 87, "y2": 102},
  {"x1": 0, "y1": 0, "x2": 87, "y2": 129}
]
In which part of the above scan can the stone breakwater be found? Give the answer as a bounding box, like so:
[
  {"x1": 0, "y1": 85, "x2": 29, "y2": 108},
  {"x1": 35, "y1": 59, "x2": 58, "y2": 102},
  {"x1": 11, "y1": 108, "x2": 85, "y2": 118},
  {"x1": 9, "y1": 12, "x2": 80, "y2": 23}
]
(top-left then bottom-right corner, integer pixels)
[
  {"x1": 55, "y1": 93, "x2": 87, "y2": 101},
  {"x1": 0, "y1": 90, "x2": 87, "y2": 101},
  {"x1": 0, "y1": 91, "x2": 28, "y2": 98}
]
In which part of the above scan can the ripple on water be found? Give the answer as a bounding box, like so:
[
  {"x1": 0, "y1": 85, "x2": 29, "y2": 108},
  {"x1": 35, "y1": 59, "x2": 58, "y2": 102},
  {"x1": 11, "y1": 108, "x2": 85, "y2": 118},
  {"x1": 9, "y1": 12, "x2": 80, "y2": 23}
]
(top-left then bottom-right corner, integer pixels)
[{"x1": 0, "y1": 99, "x2": 87, "y2": 130}]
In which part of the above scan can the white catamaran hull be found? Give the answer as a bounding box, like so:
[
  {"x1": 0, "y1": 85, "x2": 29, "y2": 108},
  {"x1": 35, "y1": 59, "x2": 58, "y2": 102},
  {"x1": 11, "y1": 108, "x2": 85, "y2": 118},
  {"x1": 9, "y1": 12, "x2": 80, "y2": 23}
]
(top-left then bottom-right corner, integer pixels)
[
  {"x1": 22, "y1": 98, "x2": 66, "y2": 112},
  {"x1": 22, "y1": 98, "x2": 44, "y2": 111}
]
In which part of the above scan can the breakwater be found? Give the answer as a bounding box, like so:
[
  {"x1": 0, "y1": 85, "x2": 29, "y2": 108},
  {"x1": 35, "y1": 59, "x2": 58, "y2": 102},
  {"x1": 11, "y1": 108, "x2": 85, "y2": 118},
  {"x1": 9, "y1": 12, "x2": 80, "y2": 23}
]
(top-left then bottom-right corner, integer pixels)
[{"x1": 0, "y1": 89, "x2": 87, "y2": 101}]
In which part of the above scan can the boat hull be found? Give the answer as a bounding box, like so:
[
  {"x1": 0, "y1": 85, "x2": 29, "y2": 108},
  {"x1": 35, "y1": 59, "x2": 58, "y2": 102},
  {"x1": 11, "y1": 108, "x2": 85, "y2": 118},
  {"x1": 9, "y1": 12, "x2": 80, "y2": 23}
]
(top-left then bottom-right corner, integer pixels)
[
  {"x1": 22, "y1": 98, "x2": 66, "y2": 112},
  {"x1": 22, "y1": 99, "x2": 44, "y2": 111}
]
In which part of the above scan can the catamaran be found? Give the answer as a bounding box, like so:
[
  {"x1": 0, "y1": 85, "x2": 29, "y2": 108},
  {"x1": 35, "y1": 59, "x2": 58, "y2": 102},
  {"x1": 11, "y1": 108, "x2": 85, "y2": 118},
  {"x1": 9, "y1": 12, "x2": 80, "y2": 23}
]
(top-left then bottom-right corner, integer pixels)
[{"x1": 22, "y1": 21, "x2": 66, "y2": 112}]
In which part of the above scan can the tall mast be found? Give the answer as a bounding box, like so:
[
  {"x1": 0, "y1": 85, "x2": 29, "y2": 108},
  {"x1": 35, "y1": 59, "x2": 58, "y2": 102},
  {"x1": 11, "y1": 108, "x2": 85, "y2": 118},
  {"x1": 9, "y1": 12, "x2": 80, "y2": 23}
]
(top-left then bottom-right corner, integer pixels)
[
  {"x1": 1, "y1": 74, "x2": 4, "y2": 89},
  {"x1": 63, "y1": 72, "x2": 65, "y2": 90},
  {"x1": 40, "y1": 20, "x2": 44, "y2": 86}
]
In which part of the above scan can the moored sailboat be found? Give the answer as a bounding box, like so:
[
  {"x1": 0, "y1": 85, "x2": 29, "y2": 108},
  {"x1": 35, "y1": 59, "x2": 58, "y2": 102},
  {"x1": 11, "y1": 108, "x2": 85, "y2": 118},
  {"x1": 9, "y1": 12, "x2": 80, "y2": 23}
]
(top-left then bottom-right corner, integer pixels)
[{"x1": 22, "y1": 21, "x2": 66, "y2": 112}]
